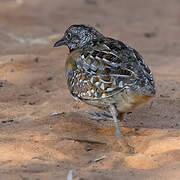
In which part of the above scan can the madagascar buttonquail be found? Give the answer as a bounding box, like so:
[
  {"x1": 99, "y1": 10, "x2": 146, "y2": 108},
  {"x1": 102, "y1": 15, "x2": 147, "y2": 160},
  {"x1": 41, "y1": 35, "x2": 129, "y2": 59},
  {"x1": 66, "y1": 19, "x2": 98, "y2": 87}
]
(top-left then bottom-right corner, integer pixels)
[{"x1": 54, "y1": 24, "x2": 156, "y2": 137}]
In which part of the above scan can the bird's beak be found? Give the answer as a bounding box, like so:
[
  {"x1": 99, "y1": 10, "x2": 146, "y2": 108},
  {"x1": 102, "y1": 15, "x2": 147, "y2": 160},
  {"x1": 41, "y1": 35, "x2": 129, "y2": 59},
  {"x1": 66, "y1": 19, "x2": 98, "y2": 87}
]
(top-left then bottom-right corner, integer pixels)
[{"x1": 53, "y1": 37, "x2": 66, "y2": 47}]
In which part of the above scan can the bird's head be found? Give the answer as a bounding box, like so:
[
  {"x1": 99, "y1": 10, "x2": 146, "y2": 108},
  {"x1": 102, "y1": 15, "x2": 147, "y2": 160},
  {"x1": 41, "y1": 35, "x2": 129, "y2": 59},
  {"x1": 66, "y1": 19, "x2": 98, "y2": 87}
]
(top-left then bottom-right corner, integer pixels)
[{"x1": 54, "y1": 24, "x2": 104, "y2": 51}]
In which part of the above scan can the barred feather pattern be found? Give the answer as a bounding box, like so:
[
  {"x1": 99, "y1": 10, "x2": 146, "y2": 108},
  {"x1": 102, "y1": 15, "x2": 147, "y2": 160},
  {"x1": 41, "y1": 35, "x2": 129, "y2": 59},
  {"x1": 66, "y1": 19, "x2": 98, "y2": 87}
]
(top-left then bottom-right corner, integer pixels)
[{"x1": 65, "y1": 38, "x2": 155, "y2": 104}]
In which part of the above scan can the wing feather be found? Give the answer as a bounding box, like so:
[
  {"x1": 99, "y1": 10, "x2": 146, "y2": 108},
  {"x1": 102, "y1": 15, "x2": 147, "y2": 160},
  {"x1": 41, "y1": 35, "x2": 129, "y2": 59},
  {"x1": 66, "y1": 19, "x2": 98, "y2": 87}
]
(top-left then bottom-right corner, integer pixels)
[{"x1": 66, "y1": 38, "x2": 155, "y2": 101}]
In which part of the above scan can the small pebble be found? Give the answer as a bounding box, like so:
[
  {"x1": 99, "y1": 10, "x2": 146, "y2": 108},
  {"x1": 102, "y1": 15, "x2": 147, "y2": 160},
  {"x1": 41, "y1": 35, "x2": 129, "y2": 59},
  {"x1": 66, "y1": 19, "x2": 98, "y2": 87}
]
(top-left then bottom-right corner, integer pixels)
[
  {"x1": 28, "y1": 102, "x2": 35, "y2": 105},
  {"x1": 47, "y1": 76, "x2": 53, "y2": 81},
  {"x1": 0, "y1": 80, "x2": 8, "y2": 87},
  {"x1": 144, "y1": 32, "x2": 156, "y2": 38},
  {"x1": 9, "y1": 69, "x2": 14, "y2": 72},
  {"x1": 88, "y1": 160, "x2": 92, "y2": 163},
  {"x1": 85, "y1": 145, "x2": 93, "y2": 151},
  {"x1": 35, "y1": 57, "x2": 39, "y2": 63},
  {"x1": 51, "y1": 112, "x2": 60, "y2": 115}
]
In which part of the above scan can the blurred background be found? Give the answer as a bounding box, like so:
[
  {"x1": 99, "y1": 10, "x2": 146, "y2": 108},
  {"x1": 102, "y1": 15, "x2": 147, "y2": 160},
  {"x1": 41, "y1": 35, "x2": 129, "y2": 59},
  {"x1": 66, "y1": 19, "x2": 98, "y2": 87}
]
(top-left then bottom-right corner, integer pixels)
[
  {"x1": 1, "y1": 0, "x2": 180, "y2": 56},
  {"x1": 0, "y1": 0, "x2": 180, "y2": 180}
]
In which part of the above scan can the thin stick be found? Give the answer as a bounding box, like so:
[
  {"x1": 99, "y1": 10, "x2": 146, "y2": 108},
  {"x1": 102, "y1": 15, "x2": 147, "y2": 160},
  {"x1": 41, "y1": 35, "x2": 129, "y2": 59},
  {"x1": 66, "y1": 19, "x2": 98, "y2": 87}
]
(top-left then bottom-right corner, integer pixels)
[
  {"x1": 94, "y1": 155, "x2": 106, "y2": 162},
  {"x1": 63, "y1": 137, "x2": 106, "y2": 145}
]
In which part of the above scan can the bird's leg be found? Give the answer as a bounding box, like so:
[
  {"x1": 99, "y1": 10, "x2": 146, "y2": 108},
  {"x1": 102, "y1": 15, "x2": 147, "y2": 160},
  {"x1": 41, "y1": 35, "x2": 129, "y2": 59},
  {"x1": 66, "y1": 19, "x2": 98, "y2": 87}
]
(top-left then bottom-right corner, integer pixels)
[
  {"x1": 109, "y1": 105, "x2": 123, "y2": 137},
  {"x1": 85, "y1": 110, "x2": 114, "y2": 121}
]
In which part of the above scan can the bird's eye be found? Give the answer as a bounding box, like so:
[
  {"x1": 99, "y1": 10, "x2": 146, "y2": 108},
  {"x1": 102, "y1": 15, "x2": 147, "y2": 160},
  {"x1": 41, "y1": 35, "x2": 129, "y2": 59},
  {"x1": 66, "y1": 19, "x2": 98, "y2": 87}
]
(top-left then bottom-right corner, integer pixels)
[{"x1": 66, "y1": 33, "x2": 71, "y2": 39}]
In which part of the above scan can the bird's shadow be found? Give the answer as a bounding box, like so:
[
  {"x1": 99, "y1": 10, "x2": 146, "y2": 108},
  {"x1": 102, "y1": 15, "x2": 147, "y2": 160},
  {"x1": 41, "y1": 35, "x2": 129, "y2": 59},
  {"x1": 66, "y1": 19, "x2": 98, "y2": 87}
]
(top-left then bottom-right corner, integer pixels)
[
  {"x1": 78, "y1": 97, "x2": 180, "y2": 130},
  {"x1": 122, "y1": 97, "x2": 180, "y2": 129}
]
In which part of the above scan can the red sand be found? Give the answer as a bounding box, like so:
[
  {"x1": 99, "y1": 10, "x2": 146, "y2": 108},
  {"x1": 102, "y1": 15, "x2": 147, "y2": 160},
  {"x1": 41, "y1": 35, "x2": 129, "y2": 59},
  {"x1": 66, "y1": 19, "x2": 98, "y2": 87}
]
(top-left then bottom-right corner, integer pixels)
[{"x1": 0, "y1": 0, "x2": 180, "y2": 179}]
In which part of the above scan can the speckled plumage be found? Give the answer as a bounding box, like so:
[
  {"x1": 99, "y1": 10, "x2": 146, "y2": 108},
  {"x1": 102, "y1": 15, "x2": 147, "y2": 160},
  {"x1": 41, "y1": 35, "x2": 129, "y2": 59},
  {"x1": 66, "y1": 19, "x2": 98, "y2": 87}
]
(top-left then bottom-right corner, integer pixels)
[{"x1": 54, "y1": 24, "x2": 156, "y2": 137}]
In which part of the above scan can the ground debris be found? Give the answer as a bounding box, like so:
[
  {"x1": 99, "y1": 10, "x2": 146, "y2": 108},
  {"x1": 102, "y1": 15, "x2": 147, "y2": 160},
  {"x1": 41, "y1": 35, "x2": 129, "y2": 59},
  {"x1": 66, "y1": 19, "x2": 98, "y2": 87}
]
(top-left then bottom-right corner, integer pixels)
[
  {"x1": 67, "y1": 170, "x2": 73, "y2": 180},
  {"x1": 51, "y1": 112, "x2": 61, "y2": 116},
  {"x1": 144, "y1": 32, "x2": 156, "y2": 38},
  {"x1": 63, "y1": 137, "x2": 106, "y2": 145},
  {"x1": 2, "y1": 119, "x2": 14, "y2": 123},
  {"x1": 0, "y1": 80, "x2": 8, "y2": 87},
  {"x1": 47, "y1": 76, "x2": 53, "y2": 81},
  {"x1": 88, "y1": 155, "x2": 106, "y2": 163},
  {"x1": 85, "y1": 144, "x2": 93, "y2": 151},
  {"x1": 160, "y1": 94, "x2": 170, "y2": 98}
]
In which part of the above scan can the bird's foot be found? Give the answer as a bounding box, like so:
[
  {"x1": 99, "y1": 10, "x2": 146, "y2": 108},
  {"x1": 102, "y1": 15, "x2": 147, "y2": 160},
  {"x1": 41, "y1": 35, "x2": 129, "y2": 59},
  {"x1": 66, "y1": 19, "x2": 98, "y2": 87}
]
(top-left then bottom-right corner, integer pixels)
[
  {"x1": 85, "y1": 110, "x2": 115, "y2": 121},
  {"x1": 86, "y1": 109, "x2": 123, "y2": 138},
  {"x1": 114, "y1": 120, "x2": 123, "y2": 137},
  {"x1": 109, "y1": 105, "x2": 124, "y2": 138}
]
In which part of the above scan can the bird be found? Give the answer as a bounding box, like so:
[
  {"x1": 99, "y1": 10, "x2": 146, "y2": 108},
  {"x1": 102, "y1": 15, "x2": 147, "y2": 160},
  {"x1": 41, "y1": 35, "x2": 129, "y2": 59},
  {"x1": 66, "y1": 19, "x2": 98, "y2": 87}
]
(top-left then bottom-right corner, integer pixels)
[{"x1": 54, "y1": 24, "x2": 156, "y2": 137}]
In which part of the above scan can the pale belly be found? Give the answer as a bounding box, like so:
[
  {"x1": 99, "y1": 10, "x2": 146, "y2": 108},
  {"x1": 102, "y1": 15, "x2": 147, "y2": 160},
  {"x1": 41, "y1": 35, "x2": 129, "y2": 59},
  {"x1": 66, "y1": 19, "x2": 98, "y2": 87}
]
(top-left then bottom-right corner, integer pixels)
[{"x1": 83, "y1": 88, "x2": 154, "y2": 113}]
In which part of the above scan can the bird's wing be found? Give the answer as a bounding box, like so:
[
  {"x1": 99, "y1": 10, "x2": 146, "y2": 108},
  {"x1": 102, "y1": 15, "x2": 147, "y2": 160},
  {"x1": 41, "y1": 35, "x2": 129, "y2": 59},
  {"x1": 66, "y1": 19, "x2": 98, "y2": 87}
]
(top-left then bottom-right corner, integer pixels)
[
  {"x1": 66, "y1": 38, "x2": 155, "y2": 100},
  {"x1": 104, "y1": 38, "x2": 155, "y2": 91}
]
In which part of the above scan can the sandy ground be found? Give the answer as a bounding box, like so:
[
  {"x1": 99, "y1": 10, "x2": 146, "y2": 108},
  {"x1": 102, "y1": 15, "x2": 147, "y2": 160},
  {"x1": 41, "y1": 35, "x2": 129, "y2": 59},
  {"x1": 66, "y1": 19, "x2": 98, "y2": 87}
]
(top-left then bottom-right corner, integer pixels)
[{"x1": 0, "y1": 0, "x2": 180, "y2": 179}]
